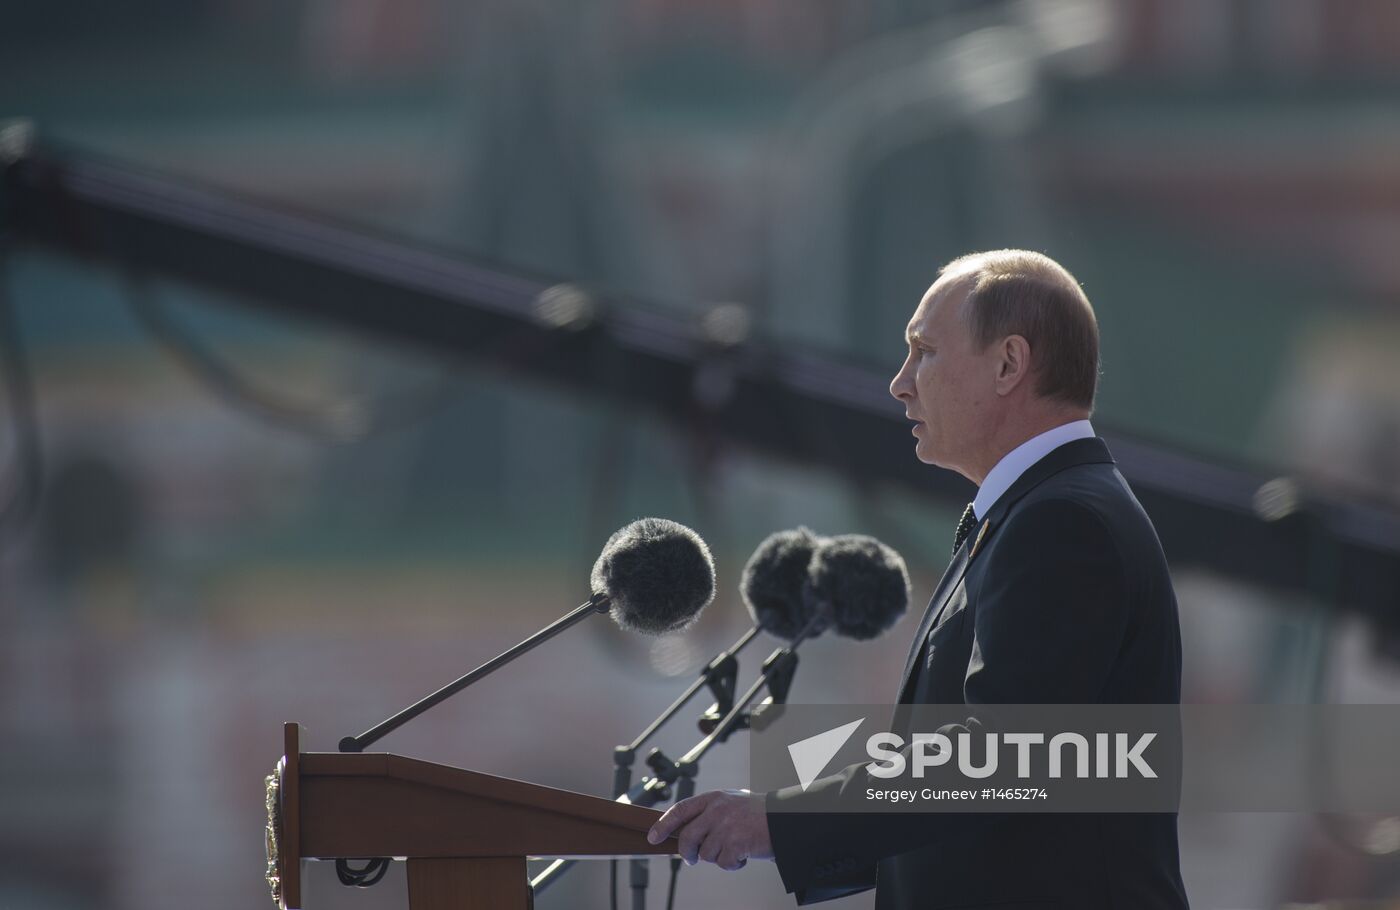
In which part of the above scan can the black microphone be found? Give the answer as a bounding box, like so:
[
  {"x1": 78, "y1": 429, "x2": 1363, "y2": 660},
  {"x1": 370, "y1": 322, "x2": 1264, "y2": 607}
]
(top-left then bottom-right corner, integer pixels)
[
  {"x1": 739, "y1": 526, "x2": 832, "y2": 642},
  {"x1": 339, "y1": 517, "x2": 715, "y2": 754},
  {"x1": 592, "y1": 516, "x2": 716, "y2": 634},
  {"x1": 808, "y1": 533, "x2": 910, "y2": 640},
  {"x1": 740, "y1": 528, "x2": 909, "y2": 644}
]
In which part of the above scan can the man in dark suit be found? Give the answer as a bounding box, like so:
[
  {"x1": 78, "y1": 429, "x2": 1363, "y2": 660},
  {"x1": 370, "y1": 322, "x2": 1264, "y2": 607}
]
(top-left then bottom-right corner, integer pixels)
[{"x1": 648, "y1": 250, "x2": 1189, "y2": 909}]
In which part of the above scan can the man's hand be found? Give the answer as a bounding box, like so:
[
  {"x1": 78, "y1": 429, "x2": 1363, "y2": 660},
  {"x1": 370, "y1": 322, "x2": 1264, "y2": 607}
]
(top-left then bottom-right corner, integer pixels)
[{"x1": 646, "y1": 789, "x2": 773, "y2": 871}]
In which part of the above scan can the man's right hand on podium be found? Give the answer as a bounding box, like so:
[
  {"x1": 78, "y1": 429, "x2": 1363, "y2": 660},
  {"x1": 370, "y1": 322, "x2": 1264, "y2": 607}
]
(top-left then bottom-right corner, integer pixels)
[{"x1": 646, "y1": 788, "x2": 773, "y2": 872}]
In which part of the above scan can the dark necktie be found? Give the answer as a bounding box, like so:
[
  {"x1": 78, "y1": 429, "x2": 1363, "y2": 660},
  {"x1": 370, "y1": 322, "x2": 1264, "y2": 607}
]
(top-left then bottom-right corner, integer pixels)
[{"x1": 952, "y1": 502, "x2": 977, "y2": 556}]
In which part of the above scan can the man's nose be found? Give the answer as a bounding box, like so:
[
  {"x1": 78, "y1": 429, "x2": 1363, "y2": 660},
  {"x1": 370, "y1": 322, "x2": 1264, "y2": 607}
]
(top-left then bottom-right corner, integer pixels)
[{"x1": 890, "y1": 363, "x2": 912, "y2": 401}]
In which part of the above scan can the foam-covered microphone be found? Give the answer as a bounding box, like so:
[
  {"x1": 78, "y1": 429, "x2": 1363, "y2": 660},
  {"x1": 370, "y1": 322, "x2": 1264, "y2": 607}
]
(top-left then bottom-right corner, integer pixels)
[
  {"x1": 740, "y1": 526, "x2": 832, "y2": 642},
  {"x1": 592, "y1": 516, "x2": 716, "y2": 634},
  {"x1": 808, "y1": 533, "x2": 910, "y2": 641},
  {"x1": 338, "y1": 517, "x2": 715, "y2": 754},
  {"x1": 740, "y1": 528, "x2": 909, "y2": 646}
]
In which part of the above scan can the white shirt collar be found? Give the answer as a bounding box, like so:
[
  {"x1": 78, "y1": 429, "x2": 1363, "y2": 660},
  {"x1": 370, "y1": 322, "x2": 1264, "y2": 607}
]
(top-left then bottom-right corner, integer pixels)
[{"x1": 971, "y1": 419, "x2": 1096, "y2": 520}]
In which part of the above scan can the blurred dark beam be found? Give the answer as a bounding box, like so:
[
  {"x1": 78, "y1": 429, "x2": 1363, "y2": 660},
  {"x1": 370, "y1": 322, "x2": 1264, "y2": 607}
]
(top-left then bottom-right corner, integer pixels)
[{"x1": 3, "y1": 124, "x2": 1398, "y2": 626}]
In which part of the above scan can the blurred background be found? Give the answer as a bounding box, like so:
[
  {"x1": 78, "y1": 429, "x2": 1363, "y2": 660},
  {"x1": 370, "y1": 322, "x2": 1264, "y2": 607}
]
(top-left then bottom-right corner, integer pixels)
[{"x1": 3, "y1": 0, "x2": 1400, "y2": 907}]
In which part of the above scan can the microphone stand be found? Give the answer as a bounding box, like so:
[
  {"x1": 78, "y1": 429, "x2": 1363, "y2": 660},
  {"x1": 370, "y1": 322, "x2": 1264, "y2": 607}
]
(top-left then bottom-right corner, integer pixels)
[
  {"x1": 532, "y1": 616, "x2": 822, "y2": 905},
  {"x1": 334, "y1": 594, "x2": 611, "y2": 888},
  {"x1": 643, "y1": 632, "x2": 812, "y2": 800},
  {"x1": 530, "y1": 625, "x2": 760, "y2": 903},
  {"x1": 637, "y1": 613, "x2": 826, "y2": 909}
]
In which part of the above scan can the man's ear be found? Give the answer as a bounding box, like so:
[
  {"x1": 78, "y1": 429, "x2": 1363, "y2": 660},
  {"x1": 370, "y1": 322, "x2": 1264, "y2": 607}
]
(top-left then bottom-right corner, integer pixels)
[{"x1": 994, "y1": 335, "x2": 1032, "y2": 396}]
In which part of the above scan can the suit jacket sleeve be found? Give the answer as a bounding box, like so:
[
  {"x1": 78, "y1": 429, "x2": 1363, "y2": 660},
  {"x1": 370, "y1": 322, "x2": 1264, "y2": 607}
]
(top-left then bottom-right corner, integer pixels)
[{"x1": 766, "y1": 498, "x2": 1131, "y2": 900}]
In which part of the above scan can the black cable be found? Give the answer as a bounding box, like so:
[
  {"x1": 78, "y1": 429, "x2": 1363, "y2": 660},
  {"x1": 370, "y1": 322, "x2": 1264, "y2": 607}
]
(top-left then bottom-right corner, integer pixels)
[
  {"x1": 122, "y1": 270, "x2": 459, "y2": 443},
  {"x1": 335, "y1": 858, "x2": 389, "y2": 887},
  {"x1": 610, "y1": 858, "x2": 618, "y2": 910},
  {"x1": 0, "y1": 246, "x2": 43, "y2": 542},
  {"x1": 666, "y1": 856, "x2": 680, "y2": 910}
]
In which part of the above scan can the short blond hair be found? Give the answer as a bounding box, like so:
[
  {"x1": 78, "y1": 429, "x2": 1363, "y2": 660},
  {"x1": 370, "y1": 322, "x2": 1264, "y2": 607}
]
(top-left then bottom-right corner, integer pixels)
[{"x1": 940, "y1": 249, "x2": 1099, "y2": 410}]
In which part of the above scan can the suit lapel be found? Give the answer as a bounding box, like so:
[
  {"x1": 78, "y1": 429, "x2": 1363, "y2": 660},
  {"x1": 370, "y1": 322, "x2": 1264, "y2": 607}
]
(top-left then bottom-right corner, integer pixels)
[{"x1": 895, "y1": 542, "x2": 972, "y2": 701}]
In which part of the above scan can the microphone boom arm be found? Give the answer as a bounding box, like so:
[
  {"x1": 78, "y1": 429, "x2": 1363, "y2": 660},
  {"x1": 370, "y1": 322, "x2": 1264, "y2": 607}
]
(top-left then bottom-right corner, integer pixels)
[{"x1": 339, "y1": 595, "x2": 611, "y2": 753}]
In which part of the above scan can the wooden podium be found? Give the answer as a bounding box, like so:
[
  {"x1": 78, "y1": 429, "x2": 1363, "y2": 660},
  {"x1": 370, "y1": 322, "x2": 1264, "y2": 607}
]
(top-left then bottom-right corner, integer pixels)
[{"x1": 266, "y1": 723, "x2": 680, "y2": 909}]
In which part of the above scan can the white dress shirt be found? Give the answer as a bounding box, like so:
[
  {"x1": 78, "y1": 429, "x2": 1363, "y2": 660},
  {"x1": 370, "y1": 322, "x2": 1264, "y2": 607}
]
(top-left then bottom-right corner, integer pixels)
[{"x1": 971, "y1": 419, "x2": 1096, "y2": 520}]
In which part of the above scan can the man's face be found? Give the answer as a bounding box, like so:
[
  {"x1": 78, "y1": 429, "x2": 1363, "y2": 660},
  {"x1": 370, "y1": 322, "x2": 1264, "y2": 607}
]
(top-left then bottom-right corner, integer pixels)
[{"x1": 889, "y1": 275, "x2": 996, "y2": 476}]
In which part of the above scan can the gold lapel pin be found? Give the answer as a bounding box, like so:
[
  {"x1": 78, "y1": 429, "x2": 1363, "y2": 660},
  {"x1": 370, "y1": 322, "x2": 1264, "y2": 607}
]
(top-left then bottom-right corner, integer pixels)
[{"x1": 970, "y1": 519, "x2": 990, "y2": 559}]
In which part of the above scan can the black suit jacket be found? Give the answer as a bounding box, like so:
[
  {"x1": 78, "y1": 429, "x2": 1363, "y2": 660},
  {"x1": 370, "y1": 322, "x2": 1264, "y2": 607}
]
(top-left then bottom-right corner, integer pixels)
[{"x1": 766, "y1": 438, "x2": 1190, "y2": 910}]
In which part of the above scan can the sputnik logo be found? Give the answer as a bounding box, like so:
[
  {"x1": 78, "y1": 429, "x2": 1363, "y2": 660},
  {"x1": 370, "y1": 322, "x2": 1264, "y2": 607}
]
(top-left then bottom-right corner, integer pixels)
[{"x1": 787, "y1": 718, "x2": 865, "y2": 791}]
